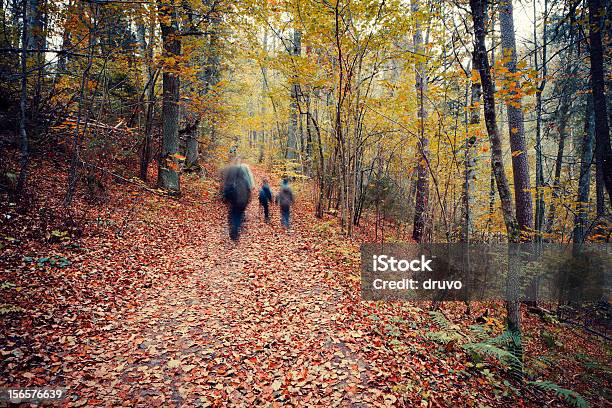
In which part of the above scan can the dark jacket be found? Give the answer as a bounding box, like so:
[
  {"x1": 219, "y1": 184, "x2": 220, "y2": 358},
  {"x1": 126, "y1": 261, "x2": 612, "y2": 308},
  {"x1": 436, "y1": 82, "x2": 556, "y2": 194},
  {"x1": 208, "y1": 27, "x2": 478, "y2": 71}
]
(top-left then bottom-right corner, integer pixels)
[
  {"x1": 276, "y1": 186, "x2": 294, "y2": 209},
  {"x1": 258, "y1": 184, "x2": 273, "y2": 204}
]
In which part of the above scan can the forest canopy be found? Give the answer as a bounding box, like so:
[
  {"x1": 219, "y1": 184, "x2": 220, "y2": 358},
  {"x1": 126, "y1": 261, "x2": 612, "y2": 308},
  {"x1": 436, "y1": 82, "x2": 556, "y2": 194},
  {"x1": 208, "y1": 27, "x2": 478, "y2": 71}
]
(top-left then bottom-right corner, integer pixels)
[{"x1": 1, "y1": 0, "x2": 610, "y2": 244}]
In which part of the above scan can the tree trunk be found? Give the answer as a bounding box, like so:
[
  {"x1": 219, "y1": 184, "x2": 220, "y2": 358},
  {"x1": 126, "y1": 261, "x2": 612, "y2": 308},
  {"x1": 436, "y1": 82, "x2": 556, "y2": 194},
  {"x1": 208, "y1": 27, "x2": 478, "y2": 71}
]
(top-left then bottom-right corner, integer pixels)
[
  {"x1": 573, "y1": 99, "x2": 594, "y2": 249},
  {"x1": 498, "y1": 0, "x2": 529, "y2": 374},
  {"x1": 411, "y1": 0, "x2": 430, "y2": 243},
  {"x1": 587, "y1": 0, "x2": 612, "y2": 214},
  {"x1": 137, "y1": 16, "x2": 156, "y2": 181},
  {"x1": 471, "y1": 0, "x2": 522, "y2": 377},
  {"x1": 533, "y1": 0, "x2": 548, "y2": 243},
  {"x1": 140, "y1": 70, "x2": 157, "y2": 181},
  {"x1": 204, "y1": 15, "x2": 221, "y2": 150},
  {"x1": 26, "y1": 0, "x2": 44, "y2": 132},
  {"x1": 259, "y1": 30, "x2": 268, "y2": 163},
  {"x1": 470, "y1": 0, "x2": 518, "y2": 240},
  {"x1": 64, "y1": 4, "x2": 97, "y2": 206},
  {"x1": 287, "y1": 28, "x2": 301, "y2": 161},
  {"x1": 184, "y1": 117, "x2": 200, "y2": 171},
  {"x1": 499, "y1": 0, "x2": 534, "y2": 238},
  {"x1": 545, "y1": 94, "x2": 571, "y2": 234},
  {"x1": 156, "y1": 0, "x2": 181, "y2": 195},
  {"x1": 17, "y1": 0, "x2": 29, "y2": 193},
  {"x1": 461, "y1": 57, "x2": 481, "y2": 243}
]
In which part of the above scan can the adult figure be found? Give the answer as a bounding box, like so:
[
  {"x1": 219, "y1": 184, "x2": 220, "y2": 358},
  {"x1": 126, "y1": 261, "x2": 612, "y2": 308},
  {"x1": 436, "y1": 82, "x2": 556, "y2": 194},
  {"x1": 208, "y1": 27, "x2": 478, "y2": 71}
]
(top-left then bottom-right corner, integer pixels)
[{"x1": 222, "y1": 158, "x2": 254, "y2": 240}]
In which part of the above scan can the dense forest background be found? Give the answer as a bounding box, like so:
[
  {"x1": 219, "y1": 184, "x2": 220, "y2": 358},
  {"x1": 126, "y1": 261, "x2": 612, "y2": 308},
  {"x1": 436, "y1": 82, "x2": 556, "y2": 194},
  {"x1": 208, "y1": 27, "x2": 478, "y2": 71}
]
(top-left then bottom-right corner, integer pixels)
[
  {"x1": 0, "y1": 0, "x2": 610, "y2": 406},
  {"x1": 1, "y1": 0, "x2": 610, "y2": 243}
]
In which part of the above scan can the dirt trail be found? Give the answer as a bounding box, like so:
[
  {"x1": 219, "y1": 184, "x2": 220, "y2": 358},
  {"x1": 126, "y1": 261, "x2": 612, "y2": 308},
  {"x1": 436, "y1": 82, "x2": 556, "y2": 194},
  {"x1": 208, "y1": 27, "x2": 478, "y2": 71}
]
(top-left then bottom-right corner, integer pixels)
[
  {"x1": 3, "y1": 161, "x2": 609, "y2": 407},
  {"x1": 3, "y1": 164, "x2": 513, "y2": 407},
  {"x1": 52, "y1": 167, "x2": 382, "y2": 407}
]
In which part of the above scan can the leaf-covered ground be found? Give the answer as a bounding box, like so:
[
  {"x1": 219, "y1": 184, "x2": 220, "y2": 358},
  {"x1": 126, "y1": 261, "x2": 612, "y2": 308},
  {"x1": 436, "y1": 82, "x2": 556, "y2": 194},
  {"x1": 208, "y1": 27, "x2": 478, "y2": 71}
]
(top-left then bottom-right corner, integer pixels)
[{"x1": 1, "y1": 157, "x2": 610, "y2": 407}]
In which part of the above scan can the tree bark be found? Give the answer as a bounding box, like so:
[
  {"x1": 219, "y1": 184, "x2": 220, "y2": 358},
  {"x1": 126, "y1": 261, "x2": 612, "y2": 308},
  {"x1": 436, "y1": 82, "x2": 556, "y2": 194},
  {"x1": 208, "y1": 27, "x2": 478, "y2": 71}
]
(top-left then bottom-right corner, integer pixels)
[
  {"x1": 287, "y1": 28, "x2": 301, "y2": 161},
  {"x1": 499, "y1": 0, "x2": 534, "y2": 238},
  {"x1": 471, "y1": 0, "x2": 523, "y2": 376},
  {"x1": 258, "y1": 29, "x2": 268, "y2": 163},
  {"x1": 411, "y1": 0, "x2": 430, "y2": 243},
  {"x1": 461, "y1": 57, "x2": 482, "y2": 243},
  {"x1": 203, "y1": 14, "x2": 221, "y2": 150},
  {"x1": 587, "y1": 0, "x2": 612, "y2": 214},
  {"x1": 17, "y1": 0, "x2": 29, "y2": 193},
  {"x1": 533, "y1": 0, "x2": 548, "y2": 242},
  {"x1": 469, "y1": 0, "x2": 518, "y2": 240},
  {"x1": 25, "y1": 0, "x2": 44, "y2": 131},
  {"x1": 184, "y1": 117, "x2": 200, "y2": 171},
  {"x1": 156, "y1": 0, "x2": 181, "y2": 195},
  {"x1": 545, "y1": 91, "x2": 571, "y2": 234},
  {"x1": 63, "y1": 4, "x2": 97, "y2": 206},
  {"x1": 137, "y1": 15, "x2": 156, "y2": 181},
  {"x1": 573, "y1": 99, "x2": 594, "y2": 249}
]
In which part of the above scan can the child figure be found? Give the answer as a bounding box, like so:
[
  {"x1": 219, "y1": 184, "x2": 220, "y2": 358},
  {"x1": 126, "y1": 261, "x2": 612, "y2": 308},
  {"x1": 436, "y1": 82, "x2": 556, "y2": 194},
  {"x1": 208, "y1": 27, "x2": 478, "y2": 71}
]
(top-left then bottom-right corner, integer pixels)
[
  {"x1": 275, "y1": 178, "x2": 294, "y2": 229},
  {"x1": 258, "y1": 178, "x2": 273, "y2": 222}
]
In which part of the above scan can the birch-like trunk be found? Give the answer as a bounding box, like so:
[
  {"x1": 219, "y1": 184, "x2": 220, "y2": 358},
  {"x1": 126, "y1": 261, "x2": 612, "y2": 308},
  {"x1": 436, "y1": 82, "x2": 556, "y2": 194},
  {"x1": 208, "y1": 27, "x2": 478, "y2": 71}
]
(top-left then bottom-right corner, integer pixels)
[{"x1": 411, "y1": 0, "x2": 430, "y2": 243}]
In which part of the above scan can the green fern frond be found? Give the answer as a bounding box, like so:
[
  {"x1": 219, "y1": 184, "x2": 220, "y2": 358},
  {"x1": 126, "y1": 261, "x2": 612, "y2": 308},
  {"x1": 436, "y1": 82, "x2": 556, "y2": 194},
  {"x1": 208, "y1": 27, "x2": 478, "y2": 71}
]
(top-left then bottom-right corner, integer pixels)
[
  {"x1": 468, "y1": 324, "x2": 490, "y2": 342},
  {"x1": 486, "y1": 330, "x2": 522, "y2": 348},
  {"x1": 427, "y1": 330, "x2": 463, "y2": 345},
  {"x1": 462, "y1": 342, "x2": 521, "y2": 367},
  {"x1": 429, "y1": 311, "x2": 451, "y2": 329},
  {"x1": 529, "y1": 381, "x2": 589, "y2": 408}
]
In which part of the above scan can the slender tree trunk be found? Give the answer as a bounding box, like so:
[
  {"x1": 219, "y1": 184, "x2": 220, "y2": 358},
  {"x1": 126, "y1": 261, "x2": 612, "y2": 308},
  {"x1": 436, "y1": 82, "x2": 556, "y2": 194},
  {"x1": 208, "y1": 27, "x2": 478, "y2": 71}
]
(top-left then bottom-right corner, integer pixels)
[
  {"x1": 204, "y1": 15, "x2": 221, "y2": 149},
  {"x1": 471, "y1": 0, "x2": 522, "y2": 377},
  {"x1": 545, "y1": 95, "x2": 571, "y2": 234},
  {"x1": 587, "y1": 0, "x2": 612, "y2": 214},
  {"x1": 259, "y1": 30, "x2": 268, "y2": 163},
  {"x1": 140, "y1": 71, "x2": 157, "y2": 181},
  {"x1": 25, "y1": 0, "x2": 43, "y2": 132},
  {"x1": 156, "y1": 0, "x2": 181, "y2": 195},
  {"x1": 499, "y1": 0, "x2": 534, "y2": 238},
  {"x1": 411, "y1": 0, "x2": 430, "y2": 243},
  {"x1": 461, "y1": 57, "x2": 481, "y2": 243},
  {"x1": 498, "y1": 0, "x2": 529, "y2": 374},
  {"x1": 534, "y1": 0, "x2": 548, "y2": 242},
  {"x1": 573, "y1": 100, "x2": 594, "y2": 249},
  {"x1": 137, "y1": 16, "x2": 156, "y2": 181},
  {"x1": 17, "y1": 0, "x2": 29, "y2": 193},
  {"x1": 64, "y1": 5, "x2": 97, "y2": 206},
  {"x1": 470, "y1": 0, "x2": 518, "y2": 240},
  {"x1": 287, "y1": 29, "x2": 301, "y2": 161},
  {"x1": 56, "y1": 12, "x2": 71, "y2": 74}
]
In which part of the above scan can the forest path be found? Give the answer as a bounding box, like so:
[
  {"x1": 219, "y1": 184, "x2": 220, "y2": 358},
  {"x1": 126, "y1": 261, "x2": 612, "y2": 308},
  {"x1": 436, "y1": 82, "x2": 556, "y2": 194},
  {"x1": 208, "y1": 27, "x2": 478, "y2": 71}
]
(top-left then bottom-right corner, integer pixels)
[
  {"x1": 56, "y1": 166, "x2": 391, "y2": 407},
  {"x1": 2, "y1": 162, "x2": 524, "y2": 407}
]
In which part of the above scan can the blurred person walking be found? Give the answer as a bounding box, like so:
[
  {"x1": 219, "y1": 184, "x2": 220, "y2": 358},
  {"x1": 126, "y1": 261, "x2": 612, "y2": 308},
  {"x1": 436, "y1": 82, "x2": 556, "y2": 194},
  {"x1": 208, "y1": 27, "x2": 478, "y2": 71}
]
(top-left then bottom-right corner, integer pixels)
[
  {"x1": 258, "y1": 178, "x2": 273, "y2": 222},
  {"x1": 221, "y1": 158, "x2": 254, "y2": 241},
  {"x1": 275, "y1": 178, "x2": 294, "y2": 229}
]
